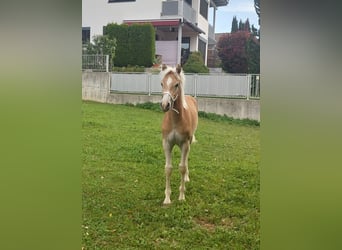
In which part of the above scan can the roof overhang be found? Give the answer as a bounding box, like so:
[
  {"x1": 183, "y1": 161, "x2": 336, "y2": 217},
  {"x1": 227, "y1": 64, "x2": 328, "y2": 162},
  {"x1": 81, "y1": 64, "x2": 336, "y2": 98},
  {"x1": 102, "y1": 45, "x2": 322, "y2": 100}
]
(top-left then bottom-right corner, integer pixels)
[
  {"x1": 212, "y1": 0, "x2": 229, "y2": 7},
  {"x1": 183, "y1": 19, "x2": 205, "y2": 34}
]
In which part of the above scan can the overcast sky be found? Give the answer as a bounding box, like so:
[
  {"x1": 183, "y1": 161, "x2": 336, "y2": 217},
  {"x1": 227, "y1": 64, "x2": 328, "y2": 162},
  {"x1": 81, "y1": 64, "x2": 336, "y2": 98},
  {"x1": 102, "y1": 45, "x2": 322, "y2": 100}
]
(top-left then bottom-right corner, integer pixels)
[{"x1": 212, "y1": 0, "x2": 260, "y2": 33}]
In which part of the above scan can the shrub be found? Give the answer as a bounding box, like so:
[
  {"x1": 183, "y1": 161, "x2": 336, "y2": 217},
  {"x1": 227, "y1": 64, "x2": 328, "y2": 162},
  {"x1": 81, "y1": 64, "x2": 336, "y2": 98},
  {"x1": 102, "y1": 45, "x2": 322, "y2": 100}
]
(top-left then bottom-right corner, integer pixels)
[
  {"x1": 104, "y1": 23, "x2": 155, "y2": 67},
  {"x1": 182, "y1": 52, "x2": 209, "y2": 73},
  {"x1": 83, "y1": 35, "x2": 116, "y2": 68}
]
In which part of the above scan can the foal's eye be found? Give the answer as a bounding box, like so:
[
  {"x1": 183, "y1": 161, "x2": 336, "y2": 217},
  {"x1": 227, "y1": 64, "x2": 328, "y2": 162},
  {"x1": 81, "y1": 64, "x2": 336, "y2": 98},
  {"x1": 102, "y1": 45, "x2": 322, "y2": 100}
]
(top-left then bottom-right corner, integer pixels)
[
  {"x1": 161, "y1": 82, "x2": 163, "y2": 86},
  {"x1": 175, "y1": 83, "x2": 179, "y2": 88}
]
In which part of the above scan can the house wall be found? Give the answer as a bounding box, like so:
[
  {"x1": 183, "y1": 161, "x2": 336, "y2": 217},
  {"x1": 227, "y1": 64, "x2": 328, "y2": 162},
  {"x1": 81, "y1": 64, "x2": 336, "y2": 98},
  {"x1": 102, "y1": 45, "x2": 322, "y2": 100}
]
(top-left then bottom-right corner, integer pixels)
[
  {"x1": 156, "y1": 41, "x2": 178, "y2": 65},
  {"x1": 189, "y1": 36, "x2": 198, "y2": 52},
  {"x1": 82, "y1": 0, "x2": 162, "y2": 39},
  {"x1": 197, "y1": 5, "x2": 209, "y2": 42}
]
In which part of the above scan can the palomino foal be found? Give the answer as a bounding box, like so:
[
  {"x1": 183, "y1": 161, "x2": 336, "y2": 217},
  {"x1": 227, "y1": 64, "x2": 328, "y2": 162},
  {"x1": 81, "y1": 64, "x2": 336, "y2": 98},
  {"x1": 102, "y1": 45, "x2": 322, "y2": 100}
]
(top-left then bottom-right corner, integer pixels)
[{"x1": 160, "y1": 64, "x2": 198, "y2": 205}]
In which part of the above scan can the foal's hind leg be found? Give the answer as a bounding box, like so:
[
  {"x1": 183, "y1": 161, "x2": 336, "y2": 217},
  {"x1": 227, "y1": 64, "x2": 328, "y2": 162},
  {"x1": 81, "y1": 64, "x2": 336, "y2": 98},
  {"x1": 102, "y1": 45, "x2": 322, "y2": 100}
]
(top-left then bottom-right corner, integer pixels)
[
  {"x1": 179, "y1": 140, "x2": 190, "y2": 201},
  {"x1": 163, "y1": 139, "x2": 173, "y2": 205}
]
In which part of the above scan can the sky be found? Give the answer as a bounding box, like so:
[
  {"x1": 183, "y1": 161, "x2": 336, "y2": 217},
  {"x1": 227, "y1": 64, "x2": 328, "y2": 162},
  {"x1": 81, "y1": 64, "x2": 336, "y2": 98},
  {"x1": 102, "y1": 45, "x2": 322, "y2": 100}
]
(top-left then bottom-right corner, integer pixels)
[{"x1": 212, "y1": 0, "x2": 260, "y2": 33}]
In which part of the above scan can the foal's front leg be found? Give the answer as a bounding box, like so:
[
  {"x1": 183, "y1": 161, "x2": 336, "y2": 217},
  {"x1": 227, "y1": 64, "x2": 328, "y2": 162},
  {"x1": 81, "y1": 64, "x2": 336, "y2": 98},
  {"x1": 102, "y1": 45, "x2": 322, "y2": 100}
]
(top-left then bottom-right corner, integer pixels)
[
  {"x1": 163, "y1": 139, "x2": 173, "y2": 205},
  {"x1": 179, "y1": 140, "x2": 190, "y2": 201}
]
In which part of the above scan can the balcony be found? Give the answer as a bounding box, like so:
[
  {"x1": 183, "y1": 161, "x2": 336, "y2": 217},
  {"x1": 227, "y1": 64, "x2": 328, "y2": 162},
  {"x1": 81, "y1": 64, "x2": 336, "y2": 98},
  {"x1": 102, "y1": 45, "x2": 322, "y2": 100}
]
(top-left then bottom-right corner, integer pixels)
[{"x1": 161, "y1": 0, "x2": 197, "y2": 24}]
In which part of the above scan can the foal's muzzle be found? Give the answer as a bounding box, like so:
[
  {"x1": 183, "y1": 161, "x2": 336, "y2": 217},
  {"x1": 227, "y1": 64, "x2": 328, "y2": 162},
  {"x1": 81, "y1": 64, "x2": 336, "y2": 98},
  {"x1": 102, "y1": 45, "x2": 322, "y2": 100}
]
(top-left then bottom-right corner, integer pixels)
[
  {"x1": 160, "y1": 92, "x2": 172, "y2": 112},
  {"x1": 160, "y1": 92, "x2": 179, "y2": 114}
]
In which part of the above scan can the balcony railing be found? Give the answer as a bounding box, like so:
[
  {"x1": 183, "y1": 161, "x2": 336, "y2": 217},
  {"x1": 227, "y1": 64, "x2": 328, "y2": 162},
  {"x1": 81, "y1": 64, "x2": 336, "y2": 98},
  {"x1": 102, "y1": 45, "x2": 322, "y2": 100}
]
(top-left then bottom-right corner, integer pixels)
[{"x1": 161, "y1": 0, "x2": 197, "y2": 24}]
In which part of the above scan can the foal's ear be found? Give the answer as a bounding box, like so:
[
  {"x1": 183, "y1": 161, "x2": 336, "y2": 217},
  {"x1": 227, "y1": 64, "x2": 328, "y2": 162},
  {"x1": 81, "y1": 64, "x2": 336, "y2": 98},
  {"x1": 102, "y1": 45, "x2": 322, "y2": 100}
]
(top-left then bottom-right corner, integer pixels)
[
  {"x1": 161, "y1": 64, "x2": 167, "y2": 71},
  {"x1": 176, "y1": 64, "x2": 182, "y2": 74}
]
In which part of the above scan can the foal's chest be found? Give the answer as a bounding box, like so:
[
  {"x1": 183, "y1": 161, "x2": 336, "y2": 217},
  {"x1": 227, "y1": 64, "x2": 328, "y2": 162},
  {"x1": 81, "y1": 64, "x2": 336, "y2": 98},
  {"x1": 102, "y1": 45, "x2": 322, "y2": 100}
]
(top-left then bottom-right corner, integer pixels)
[{"x1": 167, "y1": 129, "x2": 187, "y2": 145}]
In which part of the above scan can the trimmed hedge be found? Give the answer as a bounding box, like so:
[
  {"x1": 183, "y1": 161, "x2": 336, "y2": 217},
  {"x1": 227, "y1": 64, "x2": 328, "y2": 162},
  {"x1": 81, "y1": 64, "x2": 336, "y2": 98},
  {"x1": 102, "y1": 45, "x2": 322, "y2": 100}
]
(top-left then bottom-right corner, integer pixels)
[{"x1": 104, "y1": 23, "x2": 155, "y2": 67}]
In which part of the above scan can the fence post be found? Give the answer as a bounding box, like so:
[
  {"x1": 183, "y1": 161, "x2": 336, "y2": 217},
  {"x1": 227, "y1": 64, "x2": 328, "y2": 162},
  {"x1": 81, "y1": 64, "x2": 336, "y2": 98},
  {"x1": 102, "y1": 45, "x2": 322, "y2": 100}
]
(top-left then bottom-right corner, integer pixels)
[
  {"x1": 147, "y1": 73, "x2": 151, "y2": 96},
  {"x1": 194, "y1": 74, "x2": 197, "y2": 98},
  {"x1": 105, "y1": 55, "x2": 109, "y2": 72},
  {"x1": 246, "y1": 74, "x2": 250, "y2": 100},
  {"x1": 256, "y1": 75, "x2": 260, "y2": 98}
]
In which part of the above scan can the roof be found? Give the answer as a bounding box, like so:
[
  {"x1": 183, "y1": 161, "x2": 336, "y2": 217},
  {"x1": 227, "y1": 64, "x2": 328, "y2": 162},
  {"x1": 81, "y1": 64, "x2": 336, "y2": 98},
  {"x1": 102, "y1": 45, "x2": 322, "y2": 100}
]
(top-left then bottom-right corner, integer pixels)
[{"x1": 212, "y1": 0, "x2": 229, "y2": 7}]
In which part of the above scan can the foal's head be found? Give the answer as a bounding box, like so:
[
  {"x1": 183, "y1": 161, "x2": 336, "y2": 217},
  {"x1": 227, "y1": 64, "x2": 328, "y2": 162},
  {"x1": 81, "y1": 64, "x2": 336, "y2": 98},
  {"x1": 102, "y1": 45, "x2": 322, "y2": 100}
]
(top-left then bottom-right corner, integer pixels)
[{"x1": 160, "y1": 64, "x2": 187, "y2": 113}]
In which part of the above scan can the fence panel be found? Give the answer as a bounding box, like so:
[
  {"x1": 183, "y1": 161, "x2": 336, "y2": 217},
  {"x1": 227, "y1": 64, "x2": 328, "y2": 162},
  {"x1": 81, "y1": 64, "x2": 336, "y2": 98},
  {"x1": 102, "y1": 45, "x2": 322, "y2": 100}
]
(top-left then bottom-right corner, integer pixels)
[
  {"x1": 111, "y1": 73, "x2": 148, "y2": 93},
  {"x1": 196, "y1": 74, "x2": 249, "y2": 98},
  {"x1": 110, "y1": 72, "x2": 260, "y2": 99},
  {"x1": 82, "y1": 55, "x2": 109, "y2": 72},
  {"x1": 150, "y1": 74, "x2": 162, "y2": 94},
  {"x1": 184, "y1": 74, "x2": 196, "y2": 96}
]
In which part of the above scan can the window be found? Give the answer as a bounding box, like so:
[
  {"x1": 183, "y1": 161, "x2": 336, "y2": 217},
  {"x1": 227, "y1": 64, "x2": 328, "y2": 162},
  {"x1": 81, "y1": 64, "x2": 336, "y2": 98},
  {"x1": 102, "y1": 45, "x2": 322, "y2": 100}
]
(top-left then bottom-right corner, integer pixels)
[
  {"x1": 185, "y1": 0, "x2": 192, "y2": 6},
  {"x1": 200, "y1": 0, "x2": 208, "y2": 20},
  {"x1": 82, "y1": 27, "x2": 90, "y2": 44},
  {"x1": 181, "y1": 37, "x2": 190, "y2": 65},
  {"x1": 108, "y1": 0, "x2": 135, "y2": 3}
]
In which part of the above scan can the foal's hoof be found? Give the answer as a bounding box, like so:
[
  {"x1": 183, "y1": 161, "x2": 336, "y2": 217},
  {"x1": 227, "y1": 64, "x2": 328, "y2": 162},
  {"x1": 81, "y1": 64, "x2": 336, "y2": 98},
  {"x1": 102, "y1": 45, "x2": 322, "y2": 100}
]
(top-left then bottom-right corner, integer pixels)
[
  {"x1": 163, "y1": 198, "x2": 171, "y2": 205},
  {"x1": 178, "y1": 194, "x2": 185, "y2": 201}
]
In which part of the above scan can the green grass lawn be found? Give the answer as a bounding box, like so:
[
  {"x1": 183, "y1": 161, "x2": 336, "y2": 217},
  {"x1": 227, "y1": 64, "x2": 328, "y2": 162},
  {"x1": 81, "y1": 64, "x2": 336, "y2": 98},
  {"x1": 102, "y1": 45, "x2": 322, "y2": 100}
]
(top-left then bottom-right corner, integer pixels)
[{"x1": 82, "y1": 101, "x2": 260, "y2": 249}]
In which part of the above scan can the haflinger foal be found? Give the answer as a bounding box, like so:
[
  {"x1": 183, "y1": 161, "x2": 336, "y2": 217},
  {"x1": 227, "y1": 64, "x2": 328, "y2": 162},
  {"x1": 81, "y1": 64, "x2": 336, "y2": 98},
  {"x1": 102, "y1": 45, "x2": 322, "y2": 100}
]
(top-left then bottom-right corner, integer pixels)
[{"x1": 160, "y1": 64, "x2": 198, "y2": 205}]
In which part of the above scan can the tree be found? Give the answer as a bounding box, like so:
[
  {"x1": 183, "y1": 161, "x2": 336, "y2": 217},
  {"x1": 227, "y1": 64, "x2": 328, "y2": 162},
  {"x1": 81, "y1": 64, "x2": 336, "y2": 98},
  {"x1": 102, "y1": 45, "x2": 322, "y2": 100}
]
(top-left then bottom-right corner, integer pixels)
[
  {"x1": 251, "y1": 25, "x2": 260, "y2": 40},
  {"x1": 217, "y1": 31, "x2": 260, "y2": 73},
  {"x1": 84, "y1": 35, "x2": 116, "y2": 67},
  {"x1": 238, "y1": 20, "x2": 244, "y2": 31},
  {"x1": 246, "y1": 35, "x2": 260, "y2": 73},
  {"x1": 231, "y1": 16, "x2": 238, "y2": 33},
  {"x1": 182, "y1": 52, "x2": 209, "y2": 73},
  {"x1": 245, "y1": 19, "x2": 251, "y2": 32},
  {"x1": 254, "y1": 0, "x2": 260, "y2": 25}
]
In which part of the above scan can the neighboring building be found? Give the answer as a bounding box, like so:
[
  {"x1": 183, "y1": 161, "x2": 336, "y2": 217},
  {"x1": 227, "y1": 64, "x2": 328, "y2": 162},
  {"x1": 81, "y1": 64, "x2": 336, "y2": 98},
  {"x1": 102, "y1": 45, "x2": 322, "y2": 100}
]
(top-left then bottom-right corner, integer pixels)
[
  {"x1": 82, "y1": 0, "x2": 229, "y2": 66},
  {"x1": 207, "y1": 32, "x2": 226, "y2": 68}
]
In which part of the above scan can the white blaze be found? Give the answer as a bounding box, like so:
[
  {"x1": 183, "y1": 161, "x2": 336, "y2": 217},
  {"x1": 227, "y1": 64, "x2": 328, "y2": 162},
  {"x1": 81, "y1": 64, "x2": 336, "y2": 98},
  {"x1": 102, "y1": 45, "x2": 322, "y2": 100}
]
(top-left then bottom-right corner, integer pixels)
[{"x1": 166, "y1": 76, "x2": 172, "y2": 87}]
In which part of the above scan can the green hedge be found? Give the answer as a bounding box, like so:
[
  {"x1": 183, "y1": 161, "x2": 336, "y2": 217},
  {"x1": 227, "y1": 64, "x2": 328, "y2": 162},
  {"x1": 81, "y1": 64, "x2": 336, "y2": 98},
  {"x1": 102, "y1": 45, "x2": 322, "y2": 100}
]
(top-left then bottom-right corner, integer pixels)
[
  {"x1": 104, "y1": 23, "x2": 155, "y2": 67},
  {"x1": 182, "y1": 51, "x2": 209, "y2": 73}
]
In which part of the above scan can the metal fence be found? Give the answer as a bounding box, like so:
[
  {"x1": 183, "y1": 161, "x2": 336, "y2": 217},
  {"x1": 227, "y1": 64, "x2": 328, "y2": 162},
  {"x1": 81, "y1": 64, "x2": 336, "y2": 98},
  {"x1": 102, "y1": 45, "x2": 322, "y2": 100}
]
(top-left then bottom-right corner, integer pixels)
[
  {"x1": 111, "y1": 73, "x2": 260, "y2": 99},
  {"x1": 82, "y1": 54, "x2": 109, "y2": 72}
]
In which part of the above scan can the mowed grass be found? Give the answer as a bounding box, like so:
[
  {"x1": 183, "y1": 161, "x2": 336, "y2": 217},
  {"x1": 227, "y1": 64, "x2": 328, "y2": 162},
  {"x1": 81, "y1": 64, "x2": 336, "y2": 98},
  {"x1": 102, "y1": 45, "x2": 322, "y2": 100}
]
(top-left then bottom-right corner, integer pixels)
[{"x1": 82, "y1": 101, "x2": 260, "y2": 249}]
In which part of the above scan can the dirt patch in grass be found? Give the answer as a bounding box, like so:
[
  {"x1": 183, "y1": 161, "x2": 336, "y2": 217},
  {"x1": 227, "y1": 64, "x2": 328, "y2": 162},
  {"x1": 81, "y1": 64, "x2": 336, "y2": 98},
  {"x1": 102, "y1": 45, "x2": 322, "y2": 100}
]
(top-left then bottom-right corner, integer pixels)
[
  {"x1": 193, "y1": 217, "x2": 216, "y2": 232},
  {"x1": 194, "y1": 217, "x2": 235, "y2": 232}
]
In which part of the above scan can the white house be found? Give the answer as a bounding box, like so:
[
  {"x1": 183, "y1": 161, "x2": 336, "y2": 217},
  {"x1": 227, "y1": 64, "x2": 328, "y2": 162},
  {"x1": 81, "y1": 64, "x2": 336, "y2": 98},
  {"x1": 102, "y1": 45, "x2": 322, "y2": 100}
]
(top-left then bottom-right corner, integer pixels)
[{"x1": 82, "y1": 0, "x2": 229, "y2": 66}]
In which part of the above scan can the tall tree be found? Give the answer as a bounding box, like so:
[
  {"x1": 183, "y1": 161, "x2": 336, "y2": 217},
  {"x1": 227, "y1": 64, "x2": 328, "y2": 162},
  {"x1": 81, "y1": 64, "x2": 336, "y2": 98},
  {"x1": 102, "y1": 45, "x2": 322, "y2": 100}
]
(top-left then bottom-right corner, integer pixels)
[
  {"x1": 238, "y1": 20, "x2": 244, "y2": 31},
  {"x1": 231, "y1": 16, "x2": 238, "y2": 33},
  {"x1": 245, "y1": 18, "x2": 251, "y2": 32}
]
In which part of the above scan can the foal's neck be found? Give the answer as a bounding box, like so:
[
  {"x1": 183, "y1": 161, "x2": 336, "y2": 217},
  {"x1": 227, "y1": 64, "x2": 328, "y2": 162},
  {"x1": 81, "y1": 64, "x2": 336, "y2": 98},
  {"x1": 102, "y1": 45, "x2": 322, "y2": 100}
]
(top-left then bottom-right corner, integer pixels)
[{"x1": 172, "y1": 96, "x2": 184, "y2": 116}]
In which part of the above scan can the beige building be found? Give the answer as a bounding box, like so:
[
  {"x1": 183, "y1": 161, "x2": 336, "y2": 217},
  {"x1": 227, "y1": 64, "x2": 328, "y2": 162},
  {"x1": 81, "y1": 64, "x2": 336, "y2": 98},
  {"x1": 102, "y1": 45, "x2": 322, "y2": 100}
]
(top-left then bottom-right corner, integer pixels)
[{"x1": 82, "y1": 0, "x2": 229, "y2": 66}]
